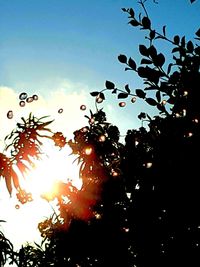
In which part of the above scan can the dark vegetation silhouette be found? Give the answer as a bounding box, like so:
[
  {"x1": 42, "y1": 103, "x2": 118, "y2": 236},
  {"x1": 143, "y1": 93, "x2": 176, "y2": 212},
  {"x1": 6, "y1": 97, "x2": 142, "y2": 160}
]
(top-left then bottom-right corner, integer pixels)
[{"x1": 0, "y1": 0, "x2": 200, "y2": 266}]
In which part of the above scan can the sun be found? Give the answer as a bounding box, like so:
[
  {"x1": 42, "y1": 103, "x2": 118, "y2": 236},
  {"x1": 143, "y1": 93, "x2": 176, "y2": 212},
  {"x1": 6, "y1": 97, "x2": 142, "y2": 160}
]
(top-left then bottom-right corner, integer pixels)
[{"x1": 23, "y1": 141, "x2": 82, "y2": 199}]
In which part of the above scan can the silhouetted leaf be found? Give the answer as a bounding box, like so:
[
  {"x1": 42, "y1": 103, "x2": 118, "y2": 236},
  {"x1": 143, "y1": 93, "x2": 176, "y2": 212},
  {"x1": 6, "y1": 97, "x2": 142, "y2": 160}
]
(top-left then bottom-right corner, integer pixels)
[
  {"x1": 148, "y1": 45, "x2": 157, "y2": 58},
  {"x1": 125, "y1": 84, "x2": 131, "y2": 93},
  {"x1": 181, "y1": 36, "x2": 186, "y2": 47},
  {"x1": 112, "y1": 89, "x2": 117, "y2": 94},
  {"x1": 139, "y1": 45, "x2": 149, "y2": 56},
  {"x1": 142, "y1": 16, "x2": 151, "y2": 29},
  {"x1": 141, "y1": 58, "x2": 152, "y2": 64},
  {"x1": 99, "y1": 92, "x2": 105, "y2": 100},
  {"x1": 172, "y1": 47, "x2": 180, "y2": 53},
  {"x1": 136, "y1": 89, "x2": 146, "y2": 98},
  {"x1": 129, "y1": 20, "x2": 140, "y2": 27},
  {"x1": 156, "y1": 91, "x2": 161, "y2": 103},
  {"x1": 190, "y1": 0, "x2": 196, "y2": 3},
  {"x1": 163, "y1": 25, "x2": 166, "y2": 36},
  {"x1": 129, "y1": 8, "x2": 135, "y2": 17},
  {"x1": 150, "y1": 30, "x2": 156, "y2": 40},
  {"x1": 118, "y1": 93, "x2": 128, "y2": 99},
  {"x1": 173, "y1": 35, "x2": 180, "y2": 45},
  {"x1": 195, "y1": 28, "x2": 200, "y2": 37},
  {"x1": 154, "y1": 53, "x2": 165, "y2": 67},
  {"x1": 105, "y1": 80, "x2": 115, "y2": 89},
  {"x1": 167, "y1": 63, "x2": 173, "y2": 75},
  {"x1": 138, "y1": 112, "x2": 146, "y2": 120},
  {"x1": 90, "y1": 91, "x2": 99, "y2": 97},
  {"x1": 194, "y1": 46, "x2": 200, "y2": 55},
  {"x1": 118, "y1": 54, "x2": 127, "y2": 64},
  {"x1": 187, "y1": 41, "x2": 194, "y2": 52},
  {"x1": 125, "y1": 67, "x2": 132, "y2": 71},
  {"x1": 157, "y1": 103, "x2": 166, "y2": 112},
  {"x1": 137, "y1": 67, "x2": 147, "y2": 78},
  {"x1": 146, "y1": 98, "x2": 157, "y2": 106},
  {"x1": 128, "y1": 57, "x2": 136, "y2": 70}
]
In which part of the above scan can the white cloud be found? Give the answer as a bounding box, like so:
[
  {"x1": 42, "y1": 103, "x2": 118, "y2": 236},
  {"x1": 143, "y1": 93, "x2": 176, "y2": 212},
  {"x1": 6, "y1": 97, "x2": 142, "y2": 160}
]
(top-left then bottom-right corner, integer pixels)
[{"x1": 0, "y1": 81, "x2": 92, "y2": 151}]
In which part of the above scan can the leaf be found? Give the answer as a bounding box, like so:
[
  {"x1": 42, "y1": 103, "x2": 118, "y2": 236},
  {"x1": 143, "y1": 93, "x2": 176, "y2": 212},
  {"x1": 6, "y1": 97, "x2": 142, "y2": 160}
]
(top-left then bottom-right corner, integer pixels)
[
  {"x1": 99, "y1": 92, "x2": 105, "y2": 100},
  {"x1": 136, "y1": 89, "x2": 146, "y2": 98},
  {"x1": 172, "y1": 47, "x2": 180, "y2": 53},
  {"x1": 187, "y1": 41, "x2": 194, "y2": 52},
  {"x1": 139, "y1": 45, "x2": 149, "y2": 56},
  {"x1": 142, "y1": 16, "x2": 151, "y2": 29},
  {"x1": 148, "y1": 45, "x2": 157, "y2": 59},
  {"x1": 118, "y1": 54, "x2": 127, "y2": 64},
  {"x1": 156, "y1": 91, "x2": 161, "y2": 103},
  {"x1": 105, "y1": 80, "x2": 115, "y2": 89},
  {"x1": 163, "y1": 25, "x2": 166, "y2": 36},
  {"x1": 11, "y1": 169, "x2": 20, "y2": 189},
  {"x1": 195, "y1": 28, "x2": 200, "y2": 37},
  {"x1": 146, "y1": 98, "x2": 157, "y2": 106},
  {"x1": 112, "y1": 89, "x2": 117, "y2": 94},
  {"x1": 154, "y1": 53, "x2": 165, "y2": 67},
  {"x1": 128, "y1": 57, "x2": 137, "y2": 70},
  {"x1": 118, "y1": 93, "x2": 128, "y2": 99},
  {"x1": 90, "y1": 91, "x2": 99, "y2": 97},
  {"x1": 138, "y1": 112, "x2": 146, "y2": 120},
  {"x1": 129, "y1": 20, "x2": 140, "y2": 27},
  {"x1": 129, "y1": 8, "x2": 135, "y2": 17},
  {"x1": 190, "y1": 0, "x2": 196, "y2": 3},
  {"x1": 157, "y1": 103, "x2": 166, "y2": 113},
  {"x1": 5, "y1": 174, "x2": 12, "y2": 196},
  {"x1": 149, "y1": 30, "x2": 156, "y2": 40},
  {"x1": 125, "y1": 84, "x2": 131, "y2": 93},
  {"x1": 141, "y1": 58, "x2": 152, "y2": 64},
  {"x1": 167, "y1": 63, "x2": 173, "y2": 75},
  {"x1": 181, "y1": 36, "x2": 186, "y2": 47},
  {"x1": 194, "y1": 46, "x2": 200, "y2": 55},
  {"x1": 125, "y1": 67, "x2": 132, "y2": 71},
  {"x1": 173, "y1": 35, "x2": 180, "y2": 45}
]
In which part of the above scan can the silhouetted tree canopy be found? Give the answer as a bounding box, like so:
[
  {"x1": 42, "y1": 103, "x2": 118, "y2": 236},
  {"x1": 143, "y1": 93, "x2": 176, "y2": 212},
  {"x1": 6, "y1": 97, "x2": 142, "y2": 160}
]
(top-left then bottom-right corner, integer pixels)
[{"x1": 0, "y1": 1, "x2": 200, "y2": 266}]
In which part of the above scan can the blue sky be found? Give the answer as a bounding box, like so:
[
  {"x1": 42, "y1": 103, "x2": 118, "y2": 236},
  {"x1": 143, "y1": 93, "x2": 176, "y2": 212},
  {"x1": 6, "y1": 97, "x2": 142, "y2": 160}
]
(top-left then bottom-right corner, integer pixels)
[
  {"x1": 1, "y1": 0, "x2": 199, "y2": 92},
  {"x1": 0, "y1": 0, "x2": 200, "y2": 251},
  {"x1": 0, "y1": 0, "x2": 199, "y2": 133}
]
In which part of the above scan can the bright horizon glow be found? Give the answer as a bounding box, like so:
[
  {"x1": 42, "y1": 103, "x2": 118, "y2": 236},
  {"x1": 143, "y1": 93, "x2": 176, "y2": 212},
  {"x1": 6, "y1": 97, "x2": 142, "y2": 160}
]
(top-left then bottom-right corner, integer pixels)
[{"x1": 0, "y1": 141, "x2": 82, "y2": 252}]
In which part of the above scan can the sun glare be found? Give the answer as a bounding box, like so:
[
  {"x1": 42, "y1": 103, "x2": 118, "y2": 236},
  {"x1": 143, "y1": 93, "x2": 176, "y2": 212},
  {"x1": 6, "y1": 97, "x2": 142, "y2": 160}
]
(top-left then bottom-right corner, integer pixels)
[{"x1": 23, "y1": 141, "x2": 82, "y2": 199}]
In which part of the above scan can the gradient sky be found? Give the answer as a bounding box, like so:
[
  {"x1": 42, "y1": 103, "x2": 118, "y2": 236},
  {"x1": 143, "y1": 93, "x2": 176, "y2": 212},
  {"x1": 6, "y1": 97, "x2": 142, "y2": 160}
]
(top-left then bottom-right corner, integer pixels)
[
  {"x1": 0, "y1": 0, "x2": 199, "y2": 251},
  {"x1": 0, "y1": 0, "x2": 200, "y2": 131}
]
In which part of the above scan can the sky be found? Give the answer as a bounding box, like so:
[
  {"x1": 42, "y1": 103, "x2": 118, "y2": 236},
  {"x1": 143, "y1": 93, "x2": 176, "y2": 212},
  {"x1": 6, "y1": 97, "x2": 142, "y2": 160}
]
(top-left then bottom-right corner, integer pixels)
[{"x1": 0, "y1": 0, "x2": 200, "y2": 252}]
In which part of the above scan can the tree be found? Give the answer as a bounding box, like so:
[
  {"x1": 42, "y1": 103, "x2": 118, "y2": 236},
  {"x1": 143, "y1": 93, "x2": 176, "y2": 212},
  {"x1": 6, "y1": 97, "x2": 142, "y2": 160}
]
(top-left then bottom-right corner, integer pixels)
[{"x1": 1, "y1": 0, "x2": 200, "y2": 266}]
